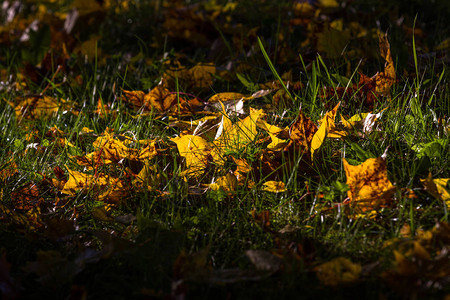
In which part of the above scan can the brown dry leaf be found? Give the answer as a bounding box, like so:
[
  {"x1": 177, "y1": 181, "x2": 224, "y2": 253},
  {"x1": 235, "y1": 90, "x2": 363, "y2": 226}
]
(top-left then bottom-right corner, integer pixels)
[
  {"x1": 343, "y1": 157, "x2": 395, "y2": 211},
  {"x1": 120, "y1": 90, "x2": 146, "y2": 109},
  {"x1": 251, "y1": 209, "x2": 271, "y2": 230},
  {"x1": 0, "y1": 159, "x2": 18, "y2": 181},
  {"x1": 11, "y1": 183, "x2": 43, "y2": 211},
  {"x1": 144, "y1": 85, "x2": 176, "y2": 112},
  {"x1": 289, "y1": 108, "x2": 318, "y2": 149}
]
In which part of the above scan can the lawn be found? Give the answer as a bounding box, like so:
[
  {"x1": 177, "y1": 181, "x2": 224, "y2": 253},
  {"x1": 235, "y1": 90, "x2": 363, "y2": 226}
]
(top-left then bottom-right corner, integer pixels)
[{"x1": 0, "y1": 0, "x2": 449, "y2": 299}]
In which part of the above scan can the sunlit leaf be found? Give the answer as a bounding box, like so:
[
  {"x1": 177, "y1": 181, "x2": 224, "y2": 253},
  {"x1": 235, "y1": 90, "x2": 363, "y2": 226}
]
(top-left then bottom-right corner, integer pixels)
[
  {"x1": 343, "y1": 157, "x2": 395, "y2": 211},
  {"x1": 310, "y1": 102, "x2": 340, "y2": 159},
  {"x1": 262, "y1": 181, "x2": 287, "y2": 193},
  {"x1": 8, "y1": 96, "x2": 59, "y2": 120},
  {"x1": 420, "y1": 174, "x2": 450, "y2": 208},
  {"x1": 208, "y1": 92, "x2": 245, "y2": 114},
  {"x1": 61, "y1": 168, "x2": 128, "y2": 203},
  {"x1": 144, "y1": 84, "x2": 176, "y2": 112},
  {"x1": 133, "y1": 160, "x2": 160, "y2": 191},
  {"x1": 375, "y1": 32, "x2": 396, "y2": 95},
  {"x1": 209, "y1": 172, "x2": 237, "y2": 192},
  {"x1": 213, "y1": 108, "x2": 266, "y2": 156},
  {"x1": 170, "y1": 134, "x2": 211, "y2": 179}
]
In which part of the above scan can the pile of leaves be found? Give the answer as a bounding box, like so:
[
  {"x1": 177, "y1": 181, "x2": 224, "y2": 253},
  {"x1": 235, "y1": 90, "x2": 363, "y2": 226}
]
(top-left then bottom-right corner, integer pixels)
[{"x1": 0, "y1": 0, "x2": 448, "y2": 299}]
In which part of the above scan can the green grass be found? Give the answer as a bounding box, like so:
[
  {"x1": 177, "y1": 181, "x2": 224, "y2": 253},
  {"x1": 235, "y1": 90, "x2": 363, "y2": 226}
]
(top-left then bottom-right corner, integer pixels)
[{"x1": 0, "y1": 1, "x2": 449, "y2": 299}]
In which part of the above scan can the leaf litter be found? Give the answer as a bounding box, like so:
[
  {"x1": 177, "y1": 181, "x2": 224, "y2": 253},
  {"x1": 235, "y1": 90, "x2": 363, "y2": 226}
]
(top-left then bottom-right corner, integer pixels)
[{"x1": 0, "y1": 0, "x2": 448, "y2": 298}]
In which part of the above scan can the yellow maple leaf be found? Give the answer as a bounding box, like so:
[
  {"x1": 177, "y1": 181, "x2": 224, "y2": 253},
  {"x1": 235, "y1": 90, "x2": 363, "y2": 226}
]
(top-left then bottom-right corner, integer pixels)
[
  {"x1": 420, "y1": 174, "x2": 450, "y2": 208},
  {"x1": 310, "y1": 102, "x2": 340, "y2": 159},
  {"x1": 9, "y1": 96, "x2": 60, "y2": 120},
  {"x1": 266, "y1": 131, "x2": 289, "y2": 150},
  {"x1": 213, "y1": 107, "x2": 266, "y2": 154},
  {"x1": 133, "y1": 160, "x2": 160, "y2": 191},
  {"x1": 61, "y1": 168, "x2": 127, "y2": 204},
  {"x1": 209, "y1": 172, "x2": 237, "y2": 193},
  {"x1": 170, "y1": 135, "x2": 211, "y2": 179},
  {"x1": 314, "y1": 257, "x2": 361, "y2": 286},
  {"x1": 75, "y1": 132, "x2": 159, "y2": 168},
  {"x1": 263, "y1": 181, "x2": 287, "y2": 193},
  {"x1": 343, "y1": 157, "x2": 395, "y2": 211}
]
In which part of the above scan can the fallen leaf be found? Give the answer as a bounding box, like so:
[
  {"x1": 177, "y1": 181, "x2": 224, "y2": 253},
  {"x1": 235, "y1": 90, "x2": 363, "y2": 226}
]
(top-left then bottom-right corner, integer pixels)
[
  {"x1": 343, "y1": 156, "x2": 395, "y2": 211},
  {"x1": 374, "y1": 32, "x2": 396, "y2": 95},
  {"x1": 289, "y1": 108, "x2": 317, "y2": 149},
  {"x1": 209, "y1": 172, "x2": 237, "y2": 193},
  {"x1": 314, "y1": 257, "x2": 361, "y2": 286},
  {"x1": 263, "y1": 181, "x2": 287, "y2": 193},
  {"x1": 170, "y1": 135, "x2": 211, "y2": 179},
  {"x1": 421, "y1": 174, "x2": 450, "y2": 208},
  {"x1": 310, "y1": 102, "x2": 340, "y2": 159}
]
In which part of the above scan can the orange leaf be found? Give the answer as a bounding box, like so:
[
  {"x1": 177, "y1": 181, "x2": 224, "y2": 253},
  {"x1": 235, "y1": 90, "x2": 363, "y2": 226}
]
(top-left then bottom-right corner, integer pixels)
[
  {"x1": 144, "y1": 85, "x2": 176, "y2": 112},
  {"x1": 120, "y1": 89, "x2": 146, "y2": 109},
  {"x1": 343, "y1": 157, "x2": 395, "y2": 211},
  {"x1": 0, "y1": 159, "x2": 17, "y2": 181},
  {"x1": 11, "y1": 183, "x2": 42, "y2": 211},
  {"x1": 374, "y1": 32, "x2": 396, "y2": 95}
]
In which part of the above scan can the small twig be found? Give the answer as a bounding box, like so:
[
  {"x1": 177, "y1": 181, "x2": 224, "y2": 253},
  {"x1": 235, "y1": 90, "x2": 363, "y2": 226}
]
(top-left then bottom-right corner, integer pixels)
[{"x1": 40, "y1": 65, "x2": 63, "y2": 96}]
